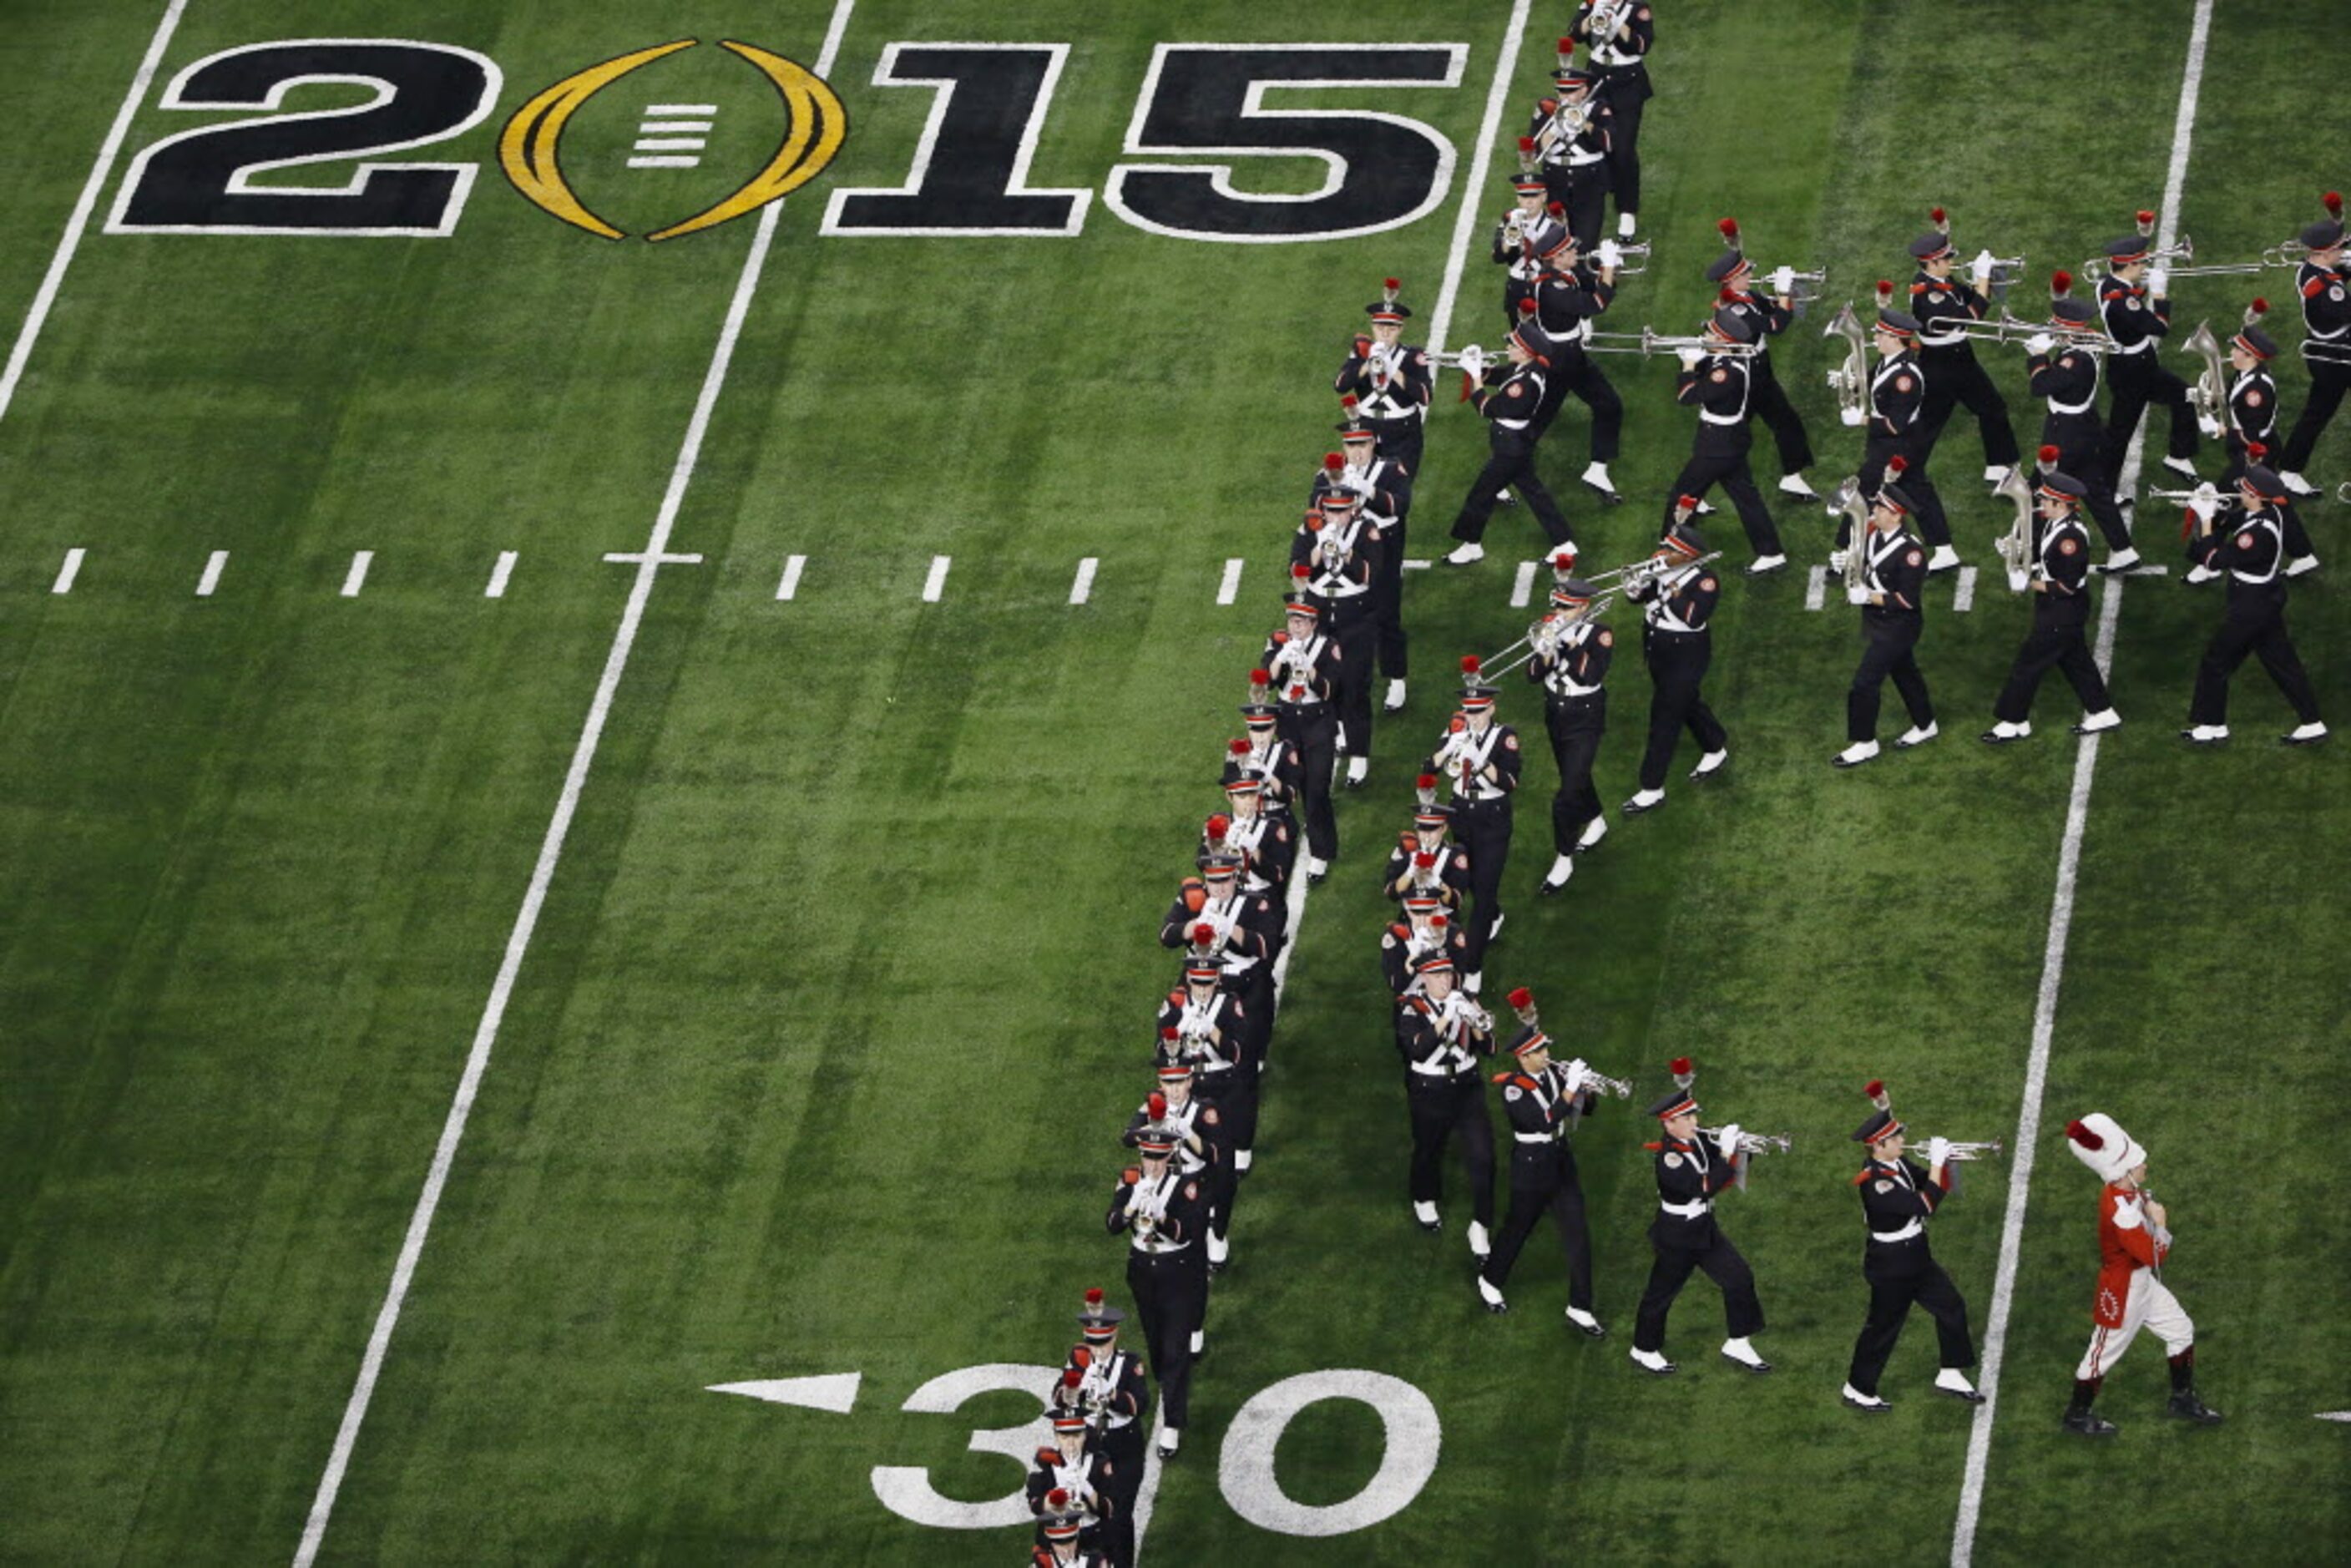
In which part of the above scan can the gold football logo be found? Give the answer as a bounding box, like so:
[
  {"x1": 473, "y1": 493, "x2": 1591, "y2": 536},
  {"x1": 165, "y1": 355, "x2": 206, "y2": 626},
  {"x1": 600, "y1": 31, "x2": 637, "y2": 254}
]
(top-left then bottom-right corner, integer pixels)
[{"x1": 500, "y1": 39, "x2": 846, "y2": 240}]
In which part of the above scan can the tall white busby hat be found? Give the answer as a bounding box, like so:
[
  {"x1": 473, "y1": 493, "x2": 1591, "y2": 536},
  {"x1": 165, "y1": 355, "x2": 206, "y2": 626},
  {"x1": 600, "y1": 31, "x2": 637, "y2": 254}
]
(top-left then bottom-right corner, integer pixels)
[{"x1": 2065, "y1": 1112, "x2": 2146, "y2": 1184}]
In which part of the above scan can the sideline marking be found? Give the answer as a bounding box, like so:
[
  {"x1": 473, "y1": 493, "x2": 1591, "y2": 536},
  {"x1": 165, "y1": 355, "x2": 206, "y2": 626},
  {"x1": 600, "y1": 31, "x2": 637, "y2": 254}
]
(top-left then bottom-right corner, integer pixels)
[
  {"x1": 340, "y1": 551, "x2": 373, "y2": 598},
  {"x1": 1952, "y1": 565, "x2": 1978, "y2": 614},
  {"x1": 0, "y1": 0, "x2": 190, "y2": 427},
  {"x1": 485, "y1": 551, "x2": 517, "y2": 599},
  {"x1": 1216, "y1": 557, "x2": 1244, "y2": 605},
  {"x1": 1949, "y1": 4, "x2": 2214, "y2": 1563},
  {"x1": 53, "y1": 548, "x2": 86, "y2": 594},
  {"x1": 195, "y1": 550, "x2": 227, "y2": 597},
  {"x1": 1805, "y1": 564, "x2": 1828, "y2": 611},
  {"x1": 645, "y1": 103, "x2": 718, "y2": 115},
  {"x1": 1069, "y1": 556, "x2": 1099, "y2": 605},
  {"x1": 1508, "y1": 559, "x2": 1535, "y2": 609},
  {"x1": 1130, "y1": 0, "x2": 1532, "y2": 1555},
  {"x1": 707, "y1": 1373, "x2": 862, "y2": 1413},
  {"x1": 776, "y1": 553, "x2": 806, "y2": 600},
  {"x1": 294, "y1": 6, "x2": 863, "y2": 1562},
  {"x1": 921, "y1": 554, "x2": 951, "y2": 602}
]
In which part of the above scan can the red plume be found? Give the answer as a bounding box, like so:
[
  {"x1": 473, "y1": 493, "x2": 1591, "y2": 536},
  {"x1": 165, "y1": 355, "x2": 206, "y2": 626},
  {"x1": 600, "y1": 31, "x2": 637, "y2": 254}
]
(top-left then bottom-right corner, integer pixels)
[
  {"x1": 1557, "y1": 35, "x2": 1575, "y2": 51},
  {"x1": 1460, "y1": 654, "x2": 1483, "y2": 675},
  {"x1": 2136, "y1": 208, "x2": 2156, "y2": 225},
  {"x1": 2328, "y1": 191, "x2": 2344, "y2": 218},
  {"x1": 2066, "y1": 1119, "x2": 2104, "y2": 1151},
  {"x1": 1147, "y1": 1091, "x2": 1167, "y2": 1118},
  {"x1": 1249, "y1": 667, "x2": 1271, "y2": 685},
  {"x1": 2248, "y1": 440, "x2": 2268, "y2": 460},
  {"x1": 1889, "y1": 456, "x2": 1910, "y2": 476},
  {"x1": 2051, "y1": 269, "x2": 2074, "y2": 297},
  {"x1": 1049, "y1": 1487, "x2": 1072, "y2": 1509},
  {"x1": 2038, "y1": 444, "x2": 2060, "y2": 465},
  {"x1": 1863, "y1": 1080, "x2": 1884, "y2": 1098},
  {"x1": 2250, "y1": 297, "x2": 2268, "y2": 315},
  {"x1": 1676, "y1": 493, "x2": 1701, "y2": 511},
  {"x1": 1506, "y1": 986, "x2": 1534, "y2": 1009},
  {"x1": 1929, "y1": 206, "x2": 1946, "y2": 224},
  {"x1": 1875, "y1": 278, "x2": 1894, "y2": 301},
  {"x1": 1668, "y1": 1056, "x2": 1693, "y2": 1075},
  {"x1": 1413, "y1": 851, "x2": 1436, "y2": 868},
  {"x1": 1206, "y1": 813, "x2": 1230, "y2": 837},
  {"x1": 1430, "y1": 913, "x2": 1449, "y2": 929},
  {"x1": 1072, "y1": 1345, "x2": 1092, "y2": 1368},
  {"x1": 1063, "y1": 1368, "x2": 1083, "y2": 1388},
  {"x1": 1228, "y1": 738, "x2": 1251, "y2": 756},
  {"x1": 1291, "y1": 562, "x2": 1310, "y2": 579},
  {"x1": 1518, "y1": 134, "x2": 1536, "y2": 153},
  {"x1": 1160, "y1": 1026, "x2": 1178, "y2": 1040},
  {"x1": 1717, "y1": 216, "x2": 1740, "y2": 239},
  {"x1": 1384, "y1": 276, "x2": 1401, "y2": 292},
  {"x1": 1323, "y1": 453, "x2": 1344, "y2": 472},
  {"x1": 1416, "y1": 773, "x2": 1437, "y2": 790},
  {"x1": 1191, "y1": 922, "x2": 1213, "y2": 943},
  {"x1": 1717, "y1": 286, "x2": 1740, "y2": 306},
  {"x1": 1553, "y1": 548, "x2": 1577, "y2": 569},
  {"x1": 1547, "y1": 200, "x2": 1566, "y2": 217},
  {"x1": 1085, "y1": 1287, "x2": 1105, "y2": 1306},
  {"x1": 1340, "y1": 392, "x2": 1359, "y2": 409}
]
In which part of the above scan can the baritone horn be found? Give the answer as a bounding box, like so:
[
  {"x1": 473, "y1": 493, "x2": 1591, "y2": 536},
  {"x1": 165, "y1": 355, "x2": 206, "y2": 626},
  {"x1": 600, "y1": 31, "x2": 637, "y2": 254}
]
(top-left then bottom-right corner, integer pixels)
[{"x1": 1823, "y1": 302, "x2": 1868, "y2": 424}]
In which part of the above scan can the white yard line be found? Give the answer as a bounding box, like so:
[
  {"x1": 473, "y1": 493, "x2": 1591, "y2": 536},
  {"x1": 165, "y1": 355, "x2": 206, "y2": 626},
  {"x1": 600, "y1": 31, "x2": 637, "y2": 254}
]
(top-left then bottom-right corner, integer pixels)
[
  {"x1": 340, "y1": 551, "x2": 373, "y2": 599},
  {"x1": 485, "y1": 551, "x2": 517, "y2": 599},
  {"x1": 920, "y1": 554, "x2": 951, "y2": 602},
  {"x1": 645, "y1": 103, "x2": 718, "y2": 116},
  {"x1": 1509, "y1": 559, "x2": 1536, "y2": 609},
  {"x1": 1949, "y1": 4, "x2": 2214, "y2": 1563},
  {"x1": 0, "y1": 0, "x2": 189, "y2": 427},
  {"x1": 293, "y1": 7, "x2": 862, "y2": 1562},
  {"x1": 776, "y1": 553, "x2": 806, "y2": 600},
  {"x1": 53, "y1": 548, "x2": 85, "y2": 594},
  {"x1": 1069, "y1": 556, "x2": 1099, "y2": 605},
  {"x1": 1951, "y1": 565, "x2": 1977, "y2": 614},
  {"x1": 1130, "y1": 1, "x2": 1532, "y2": 1557},
  {"x1": 1804, "y1": 564, "x2": 1828, "y2": 611},
  {"x1": 628, "y1": 157, "x2": 700, "y2": 170},
  {"x1": 195, "y1": 549, "x2": 226, "y2": 597}
]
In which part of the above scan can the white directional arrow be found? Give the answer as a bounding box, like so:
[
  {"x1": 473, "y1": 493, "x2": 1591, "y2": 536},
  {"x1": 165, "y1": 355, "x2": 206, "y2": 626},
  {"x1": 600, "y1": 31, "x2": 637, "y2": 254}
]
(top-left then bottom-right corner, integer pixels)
[
  {"x1": 2318, "y1": 1411, "x2": 2351, "y2": 1424},
  {"x1": 705, "y1": 1373, "x2": 862, "y2": 1413}
]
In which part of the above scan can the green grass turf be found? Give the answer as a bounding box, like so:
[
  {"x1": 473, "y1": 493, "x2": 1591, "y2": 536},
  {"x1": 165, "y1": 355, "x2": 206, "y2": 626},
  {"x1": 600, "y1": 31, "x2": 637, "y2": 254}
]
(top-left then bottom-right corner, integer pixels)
[{"x1": 0, "y1": 0, "x2": 2344, "y2": 1561}]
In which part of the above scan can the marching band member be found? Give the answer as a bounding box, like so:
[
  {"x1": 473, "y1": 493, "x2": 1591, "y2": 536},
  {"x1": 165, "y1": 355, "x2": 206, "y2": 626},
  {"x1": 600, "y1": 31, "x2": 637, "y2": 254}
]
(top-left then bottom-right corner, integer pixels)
[
  {"x1": 1055, "y1": 1291, "x2": 1151, "y2": 1564},
  {"x1": 1493, "y1": 165, "x2": 1566, "y2": 328},
  {"x1": 1524, "y1": 575, "x2": 1612, "y2": 893},
  {"x1": 1393, "y1": 953, "x2": 1497, "y2": 1260},
  {"x1": 1031, "y1": 1486, "x2": 1110, "y2": 1568},
  {"x1": 1631, "y1": 1074, "x2": 1770, "y2": 1376},
  {"x1": 1212, "y1": 766, "x2": 1294, "y2": 897},
  {"x1": 1335, "y1": 280, "x2": 1434, "y2": 478},
  {"x1": 1840, "y1": 1100, "x2": 1982, "y2": 1414},
  {"x1": 1909, "y1": 221, "x2": 2021, "y2": 483},
  {"x1": 1709, "y1": 222, "x2": 1818, "y2": 498},
  {"x1": 1833, "y1": 474, "x2": 1938, "y2": 769},
  {"x1": 1477, "y1": 1011, "x2": 1607, "y2": 1339},
  {"x1": 2214, "y1": 326, "x2": 2318, "y2": 575},
  {"x1": 1157, "y1": 856, "x2": 1279, "y2": 1009},
  {"x1": 1259, "y1": 597, "x2": 1342, "y2": 878},
  {"x1": 1848, "y1": 299, "x2": 1959, "y2": 572},
  {"x1": 2060, "y1": 1113, "x2": 2222, "y2": 1435},
  {"x1": 1231, "y1": 702, "x2": 1302, "y2": 821},
  {"x1": 1442, "y1": 325, "x2": 1575, "y2": 565},
  {"x1": 1524, "y1": 229, "x2": 1628, "y2": 503},
  {"x1": 2180, "y1": 465, "x2": 2327, "y2": 747},
  {"x1": 1290, "y1": 486, "x2": 1384, "y2": 786},
  {"x1": 2025, "y1": 279, "x2": 2141, "y2": 571},
  {"x1": 1382, "y1": 784, "x2": 1474, "y2": 909},
  {"x1": 1324, "y1": 410, "x2": 1419, "y2": 709},
  {"x1": 1156, "y1": 941, "x2": 1260, "y2": 1171},
  {"x1": 1527, "y1": 55, "x2": 1615, "y2": 251},
  {"x1": 1666, "y1": 304, "x2": 1787, "y2": 573},
  {"x1": 2096, "y1": 230, "x2": 2200, "y2": 479},
  {"x1": 2276, "y1": 211, "x2": 2348, "y2": 496},
  {"x1": 1106, "y1": 1123, "x2": 1210, "y2": 1459},
  {"x1": 1426, "y1": 660, "x2": 1521, "y2": 989},
  {"x1": 1622, "y1": 517, "x2": 1727, "y2": 816},
  {"x1": 1566, "y1": 3, "x2": 1654, "y2": 241},
  {"x1": 1027, "y1": 1413, "x2": 1116, "y2": 1541},
  {"x1": 1984, "y1": 468, "x2": 2121, "y2": 744},
  {"x1": 1124, "y1": 1075, "x2": 1231, "y2": 1273},
  {"x1": 1380, "y1": 899, "x2": 1469, "y2": 999}
]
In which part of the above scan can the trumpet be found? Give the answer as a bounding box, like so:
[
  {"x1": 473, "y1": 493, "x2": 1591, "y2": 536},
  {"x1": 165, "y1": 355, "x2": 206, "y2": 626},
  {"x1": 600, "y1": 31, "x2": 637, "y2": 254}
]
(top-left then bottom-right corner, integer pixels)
[
  {"x1": 1753, "y1": 264, "x2": 1828, "y2": 303},
  {"x1": 1918, "y1": 1139, "x2": 2005, "y2": 1161},
  {"x1": 1457, "y1": 999, "x2": 1494, "y2": 1035},
  {"x1": 2146, "y1": 483, "x2": 2221, "y2": 506},
  {"x1": 1570, "y1": 1065, "x2": 1636, "y2": 1100},
  {"x1": 1602, "y1": 239, "x2": 1651, "y2": 276},
  {"x1": 1430, "y1": 343, "x2": 1500, "y2": 371},
  {"x1": 1581, "y1": 326, "x2": 1762, "y2": 361},
  {"x1": 1702, "y1": 1127, "x2": 1792, "y2": 1156}
]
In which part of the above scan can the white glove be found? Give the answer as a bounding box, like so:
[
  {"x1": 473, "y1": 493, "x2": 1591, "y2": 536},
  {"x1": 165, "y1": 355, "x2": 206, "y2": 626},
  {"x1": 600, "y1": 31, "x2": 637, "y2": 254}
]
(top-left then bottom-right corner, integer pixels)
[
  {"x1": 1772, "y1": 265, "x2": 1795, "y2": 296},
  {"x1": 1457, "y1": 346, "x2": 1487, "y2": 377},
  {"x1": 1927, "y1": 1136, "x2": 1953, "y2": 1169},
  {"x1": 2189, "y1": 481, "x2": 2220, "y2": 524},
  {"x1": 1840, "y1": 406, "x2": 1867, "y2": 427},
  {"x1": 1971, "y1": 249, "x2": 1995, "y2": 290},
  {"x1": 1560, "y1": 1058, "x2": 1590, "y2": 1096},
  {"x1": 2007, "y1": 569, "x2": 2030, "y2": 594},
  {"x1": 2147, "y1": 266, "x2": 2169, "y2": 295},
  {"x1": 1715, "y1": 1122, "x2": 1743, "y2": 1157},
  {"x1": 2196, "y1": 412, "x2": 2223, "y2": 440},
  {"x1": 2025, "y1": 331, "x2": 2055, "y2": 356},
  {"x1": 1828, "y1": 549, "x2": 1848, "y2": 574},
  {"x1": 1677, "y1": 348, "x2": 1705, "y2": 371},
  {"x1": 1596, "y1": 239, "x2": 1621, "y2": 271},
  {"x1": 1846, "y1": 585, "x2": 1872, "y2": 606}
]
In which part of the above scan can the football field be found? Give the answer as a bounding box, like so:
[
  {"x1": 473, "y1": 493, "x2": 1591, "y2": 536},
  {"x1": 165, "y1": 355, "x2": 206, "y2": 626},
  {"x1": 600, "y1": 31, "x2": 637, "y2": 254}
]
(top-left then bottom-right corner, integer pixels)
[{"x1": 2, "y1": 0, "x2": 2346, "y2": 1561}]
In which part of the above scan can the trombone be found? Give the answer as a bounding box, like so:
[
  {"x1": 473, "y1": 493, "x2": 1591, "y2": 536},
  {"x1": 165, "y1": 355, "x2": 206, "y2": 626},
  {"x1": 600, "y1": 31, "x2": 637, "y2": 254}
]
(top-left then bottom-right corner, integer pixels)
[
  {"x1": 1913, "y1": 309, "x2": 2109, "y2": 354},
  {"x1": 1580, "y1": 326, "x2": 1762, "y2": 360},
  {"x1": 1584, "y1": 548, "x2": 1722, "y2": 588},
  {"x1": 1484, "y1": 598, "x2": 1615, "y2": 680},
  {"x1": 2082, "y1": 235, "x2": 2283, "y2": 281}
]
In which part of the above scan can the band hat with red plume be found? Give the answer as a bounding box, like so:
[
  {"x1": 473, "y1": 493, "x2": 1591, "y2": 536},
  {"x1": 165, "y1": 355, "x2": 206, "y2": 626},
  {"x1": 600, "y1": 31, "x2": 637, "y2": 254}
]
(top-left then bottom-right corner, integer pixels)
[
  {"x1": 1220, "y1": 756, "x2": 1261, "y2": 795},
  {"x1": 1909, "y1": 230, "x2": 1957, "y2": 264},
  {"x1": 1336, "y1": 392, "x2": 1376, "y2": 442},
  {"x1": 1367, "y1": 276, "x2": 1411, "y2": 322},
  {"x1": 1403, "y1": 892, "x2": 1443, "y2": 914},
  {"x1": 1705, "y1": 250, "x2": 1752, "y2": 286},
  {"x1": 1135, "y1": 1116, "x2": 1181, "y2": 1156},
  {"x1": 1875, "y1": 278, "x2": 1897, "y2": 309},
  {"x1": 1413, "y1": 950, "x2": 1458, "y2": 976},
  {"x1": 1041, "y1": 1493, "x2": 1084, "y2": 1541},
  {"x1": 1199, "y1": 852, "x2": 1241, "y2": 881},
  {"x1": 1415, "y1": 771, "x2": 1439, "y2": 809},
  {"x1": 1514, "y1": 136, "x2": 1544, "y2": 183},
  {"x1": 1875, "y1": 303, "x2": 1922, "y2": 340},
  {"x1": 1670, "y1": 1055, "x2": 1696, "y2": 1089},
  {"x1": 1509, "y1": 1024, "x2": 1554, "y2": 1060},
  {"x1": 1077, "y1": 1286, "x2": 1127, "y2": 1337},
  {"x1": 1929, "y1": 205, "x2": 1951, "y2": 236},
  {"x1": 1557, "y1": 35, "x2": 1576, "y2": 69},
  {"x1": 1647, "y1": 1077, "x2": 1700, "y2": 1121},
  {"x1": 1051, "y1": 1409, "x2": 1090, "y2": 1434},
  {"x1": 1458, "y1": 654, "x2": 1499, "y2": 708},
  {"x1": 2065, "y1": 1112, "x2": 2146, "y2": 1183},
  {"x1": 2136, "y1": 207, "x2": 2157, "y2": 238},
  {"x1": 1717, "y1": 215, "x2": 1742, "y2": 250},
  {"x1": 1155, "y1": 1059, "x2": 1193, "y2": 1084},
  {"x1": 2105, "y1": 233, "x2": 2152, "y2": 267},
  {"x1": 2233, "y1": 321, "x2": 2278, "y2": 361}
]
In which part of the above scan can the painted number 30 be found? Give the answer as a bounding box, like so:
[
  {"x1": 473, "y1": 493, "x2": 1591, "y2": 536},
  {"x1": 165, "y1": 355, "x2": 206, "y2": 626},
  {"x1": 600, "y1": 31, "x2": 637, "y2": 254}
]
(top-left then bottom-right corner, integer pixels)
[
  {"x1": 870, "y1": 1365, "x2": 1439, "y2": 1538},
  {"x1": 105, "y1": 38, "x2": 1467, "y2": 243}
]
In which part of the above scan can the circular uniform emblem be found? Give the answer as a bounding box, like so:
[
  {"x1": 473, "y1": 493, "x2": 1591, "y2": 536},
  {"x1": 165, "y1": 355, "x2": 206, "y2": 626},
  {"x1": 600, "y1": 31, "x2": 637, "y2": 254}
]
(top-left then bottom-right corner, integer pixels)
[
  {"x1": 2247, "y1": 388, "x2": 2265, "y2": 406},
  {"x1": 1505, "y1": 1085, "x2": 1522, "y2": 1101},
  {"x1": 2238, "y1": 534, "x2": 2257, "y2": 549},
  {"x1": 1183, "y1": 1181, "x2": 1200, "y2": 1201},
  {"x1": 2333, "y1": 286, "x2": 2347, "y2": 301},
  {"x1": 1664, "y1": 1152, "x2": 1683, "y2": 1169},
  {"x1": 1874, "y1": 1179, "x2": 1895, "y2": 1193},
  {"x1": 1505, "y1": 382, "x2": 1525, "y2": 398},
  {"x1": 1597, "y1": 627, "x2": 1614, "y2": 646},
  {"x1": 1906, "y1": 549, "x2": 1924, "y2": 566},
  {"x1": 2126, "y1": 296, "x2": 2143, "y2": 311},
  {"x1": 2059, "y1": 536, "x2": 2081, "y2": 555},
  {"x1": 1504, "y1": 733, "x2": 1519, "y2": 751},
  {"x1": 1895, "y1": 375, "x2": 1914, "y2": 392},
  {"x1": 1710, "y1": 368, "x2": 1728, "y2": 382}
]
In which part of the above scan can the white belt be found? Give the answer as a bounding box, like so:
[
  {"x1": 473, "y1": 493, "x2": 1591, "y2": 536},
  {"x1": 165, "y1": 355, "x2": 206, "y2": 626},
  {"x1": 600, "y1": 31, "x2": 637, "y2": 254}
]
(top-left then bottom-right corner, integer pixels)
[
  {"x1": 2230, "y1": 569, "x2": 2278, "y2": 585},
  {"x1": 1660, "y1": 1198, "x2": 1711, "y2": 1218},
  {"x1": 1567, "y1": 150, "x2": 1605, "y2": 167},
  {"x1": 1316, "y1": 581, "x2": 1370, "y2": 599},
  {"x1": 1920, "y1": 331, "x2": 1966, "y2": 348},
  {"x1": 2049, "y1": 396, "x2": 2095, "y2": 416},
  {"x1": 1699, "y1": 408, "x2": 1744, "y2": 425},
  {"x1": 1550, "y1": 677, "x2": 1603, "y2": 698},
  {"x1": 2112, "y1": 338, "x2": 2156, "y2": 356},
  {"x1": 1454, "y1": 787, "x2": 1507, "y2": 802},
  {"x1": 1411, "y1": 1060, "x2": 1473, "y2": 1077},
  {"x1": 1515, "y1": 1130, "x2": 1561, "y2": 1144},
  {"x1": 1593, "y1": 48, "x2": 1641, "y2": 67},
  {"x1": 1494, "y1": 417, "x2": 1532, "y2": 431},
  {"x1": 1134, "y1": 1239, "x2": 1191, "y2": 1255},
  {"x1": 1870, "y1": 1220, "x2": 1925, "y2": 1243}
]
